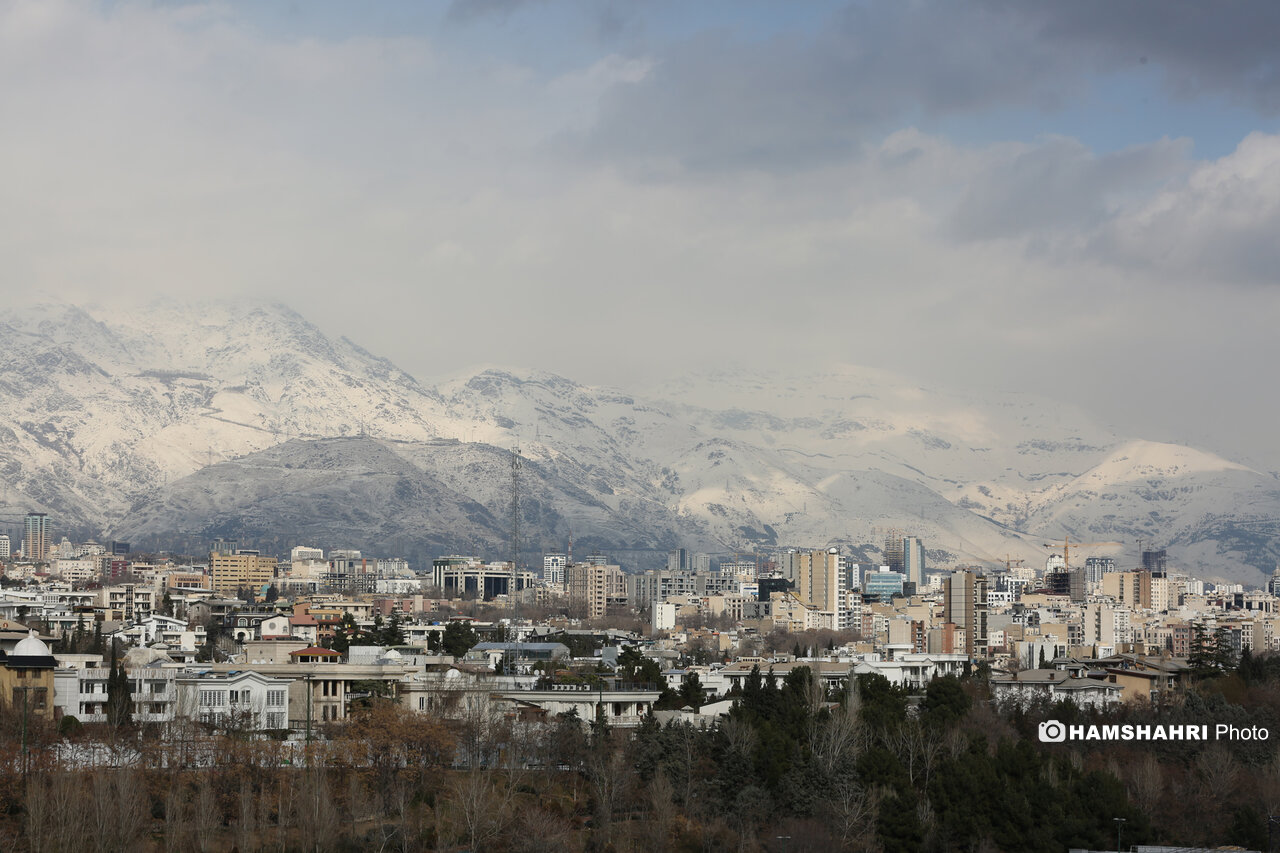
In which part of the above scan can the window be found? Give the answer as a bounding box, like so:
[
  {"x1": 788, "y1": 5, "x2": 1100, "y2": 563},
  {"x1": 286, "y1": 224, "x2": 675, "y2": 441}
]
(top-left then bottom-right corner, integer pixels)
[
  {"x1": 267, "y1": 690, "x2": 286, "y2": 707},
  {"x1": 266, "y1": 712, "x2": 284, "y2": 729},
  {"x1": 150, "y1": 681, "x2": 165, "y2": 694},
  {"x1": 199, "y1": 690, "x2": 226, "y2": 707}
]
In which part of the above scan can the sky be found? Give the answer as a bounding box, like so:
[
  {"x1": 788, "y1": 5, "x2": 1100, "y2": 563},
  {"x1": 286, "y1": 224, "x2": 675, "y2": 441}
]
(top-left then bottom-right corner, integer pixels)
[{"x1": 3, "y1": 0, "x2": 1280, "y2": 468}]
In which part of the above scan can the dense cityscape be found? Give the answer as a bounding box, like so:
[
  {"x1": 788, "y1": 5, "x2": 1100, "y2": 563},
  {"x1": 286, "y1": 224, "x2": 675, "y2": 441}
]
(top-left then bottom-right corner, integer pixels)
[
  {"x1": 6, "y1": 1, "x2": 1280, "y2": 851},
  {"x1": 1, "y1": 510, "x2": 1278, "y2": 851}
]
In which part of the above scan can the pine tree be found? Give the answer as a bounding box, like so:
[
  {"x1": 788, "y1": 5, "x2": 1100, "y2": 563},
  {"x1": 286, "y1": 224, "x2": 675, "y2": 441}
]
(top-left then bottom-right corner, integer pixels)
[
  {"x1": 106, "y1": 645, "x2": 133, "y2": 728},
  {"x1": 1189, "y1": 622, "x2": 1222, "y2": 677},
  {"x1": 383, "y1": 612, "x2": 405, "y2": 646}
]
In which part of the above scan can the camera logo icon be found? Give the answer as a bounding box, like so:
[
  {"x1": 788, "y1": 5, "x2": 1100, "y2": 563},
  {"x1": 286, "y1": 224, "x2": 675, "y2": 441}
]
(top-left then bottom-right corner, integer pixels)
[{"x1": 1038, "y1": 720, "x2": 1067, "y2": 743}]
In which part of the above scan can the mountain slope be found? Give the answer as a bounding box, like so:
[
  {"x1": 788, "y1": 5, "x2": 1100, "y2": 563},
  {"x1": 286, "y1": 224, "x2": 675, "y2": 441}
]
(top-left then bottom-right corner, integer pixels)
[{"x1": 1, "y1": 301, "x2": 1276, "y2": 583}]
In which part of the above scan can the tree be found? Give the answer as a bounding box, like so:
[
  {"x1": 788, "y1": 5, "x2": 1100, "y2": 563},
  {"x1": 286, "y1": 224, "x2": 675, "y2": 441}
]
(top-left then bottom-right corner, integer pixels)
[
  {"x1": 921, "y1": 675, "x2": 970, "y2": 728},
  {"x1": 679, "y1": 671, "x2": 705, "y2": 710},
  {"x1": 329, "y1": 612, "x2": 370, "y2": 655},
  {"x1": 443, "y1": 621, "x2": 478, "y2": 658},
  {"x1": 106, "y1": 646, "x2": 132, "y2": 728},
  {"x1": 381, "y1": 612, "x2": 406, "y2": 646},
  {"x1": 1190, "y1": 622, "x2": 1224, "y2": 677},
  {"x1": 264, "y1": 584, "x2": 280, "y2": 603},
  {"x1": 616, "y1": 645, "x2": 662, "y2": 685}
]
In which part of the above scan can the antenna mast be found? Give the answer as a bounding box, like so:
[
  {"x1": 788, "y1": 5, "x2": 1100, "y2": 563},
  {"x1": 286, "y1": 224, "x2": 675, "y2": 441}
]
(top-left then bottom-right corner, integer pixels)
[{"x1": 510, "y1": 445, "x2": 522, "y2": 621}]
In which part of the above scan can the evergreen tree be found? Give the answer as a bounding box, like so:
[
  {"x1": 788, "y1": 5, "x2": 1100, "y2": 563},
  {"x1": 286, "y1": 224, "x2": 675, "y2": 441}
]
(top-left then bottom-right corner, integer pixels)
[
  {"x1": 679, "y1": 671, "x2": 704, "y2": 709},
  {"x1": 330, "y1": 613, "x2": 361, "y2": 654},
  {"x1": 106, "y1": 645, "x2": 132, "y2": 728},
  {"x1": 442, "y1": 621, "x2": 478, "y2": 658},
  {"x1": 382, "y1": 612, "x2": 406, "y2": 646},
  {"x1": 1214, "y1": 626, "x2": 1238, "y2": 671},
  {"x1": 1189, "y1": 622, "x2": 1222, "y2": 677}
]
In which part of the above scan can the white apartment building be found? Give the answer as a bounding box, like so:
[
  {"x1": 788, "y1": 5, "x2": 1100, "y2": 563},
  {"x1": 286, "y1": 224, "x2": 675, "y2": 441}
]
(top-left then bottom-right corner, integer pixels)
[{"x1": 53, "y1": 659, "x2": 181, "y2": 724}]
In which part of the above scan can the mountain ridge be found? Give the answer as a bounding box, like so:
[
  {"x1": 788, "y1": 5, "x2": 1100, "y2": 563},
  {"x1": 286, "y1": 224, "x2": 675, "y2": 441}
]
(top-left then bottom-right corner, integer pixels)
[{"x1": 1, "y1": 300, "x2": 1275, "y2": 582}]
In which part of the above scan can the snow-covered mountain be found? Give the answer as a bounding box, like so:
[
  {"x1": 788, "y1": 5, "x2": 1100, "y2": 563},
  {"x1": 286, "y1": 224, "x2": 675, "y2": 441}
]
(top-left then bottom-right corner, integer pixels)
[{"x1": 2, "y1": 301, "x2": 1277, "y2": 582}]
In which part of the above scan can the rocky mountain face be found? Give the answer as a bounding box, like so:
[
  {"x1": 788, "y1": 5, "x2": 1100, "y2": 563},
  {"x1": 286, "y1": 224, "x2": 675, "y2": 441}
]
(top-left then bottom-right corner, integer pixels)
[{"x1": 2, "y1": 302, "x2": 1277, "y2": 582}]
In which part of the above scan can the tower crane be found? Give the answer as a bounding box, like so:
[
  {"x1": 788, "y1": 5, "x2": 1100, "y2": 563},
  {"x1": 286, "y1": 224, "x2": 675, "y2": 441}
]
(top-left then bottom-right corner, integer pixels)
[
  {"x1": 1041, "y1": 536, "x2": 1123, "y2": 572},
  {"x1": 1001, "y1": 555, "x2": 1026, "y2": 573}
]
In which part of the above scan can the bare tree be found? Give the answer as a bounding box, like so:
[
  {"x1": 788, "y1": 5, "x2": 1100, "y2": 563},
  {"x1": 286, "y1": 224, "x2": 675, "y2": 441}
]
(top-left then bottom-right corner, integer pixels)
[
  {"x1": 48, "y1": 773, "x2": 89, "y2": 853},
  {"x1": 296, "y1": 765, "x2": 339, "y2": 853},
  {"x1": 646, "y1": 770, "x2": 676, "y2": 852},
  {"x1": 1193, "y1": 745, "x2": 1240, "y2": 812},
  {"x1": 446, "y1": 769, "x2": 518, "y2": 852},
  {"x1": 1126, "y1": 753, "x2": 1163, "y2": 816},
  {"x1": 585, "y1": 733, "x2": 635, "y2": 849},
  {"x1": 22, "y1": 774, "x2": 51, "y2": 853},
  {"x1": 164, "y1": 782, "x2": 192, "y2": 853},
  {"x1": 114, "y1": 767, "x2": 149, "y2": 853},
  {"x1": 194, "y1": 774, "x2": 220, "y2": 853},
  {"x1": 237, "y1": 776, "x2": 259, "y2": 853}
]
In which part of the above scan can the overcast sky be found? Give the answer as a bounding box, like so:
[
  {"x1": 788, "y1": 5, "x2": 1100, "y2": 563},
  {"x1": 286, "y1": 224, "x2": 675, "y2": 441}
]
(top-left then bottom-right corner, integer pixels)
[{"x1": 3, "y1": 1, "x2": 1280, "y2": 468}]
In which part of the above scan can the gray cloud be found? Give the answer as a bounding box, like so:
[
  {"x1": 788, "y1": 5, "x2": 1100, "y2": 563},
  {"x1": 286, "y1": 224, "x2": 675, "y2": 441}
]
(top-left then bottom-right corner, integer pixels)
[
  {"x1": 987, "y1": 0, "x2": 1280, "y2": 113},
  {"x1": 949, "y1": 136, "x2": 1191, "y2": 241},
  {"x1": 580, "y1": 5, "x2": 1087, "y2": 175},
  {"x1": 445, "y1": 0, "x2": 545, "y2": 25},
  {"x1": 2, "y1": 1, "x2": 1279, "y2": 470},
  {"x1": 578, "y1": 1, "x2": 1280, "y2": 176}
]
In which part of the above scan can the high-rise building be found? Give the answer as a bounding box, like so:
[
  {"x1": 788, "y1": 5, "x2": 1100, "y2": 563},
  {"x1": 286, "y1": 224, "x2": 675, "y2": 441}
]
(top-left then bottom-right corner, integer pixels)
[
  {"x1": 1141, "y1": 550, "x2": 1168, "y2": 575},
  {"x1": 543, "y1": 553, "x2": 567, "y2": 587},
  {"x1": 902, "y1": 537, "x2": 925, "y2": 587},
  {"x1": 1045, "y1": 569, "x2": 1085, "y2": 602},
  {"x1": 210, "y1": 538, "x2": 238, "y2": 556},
  {"x1": 863, "y1": 568, "x2": 905, "y2": 603},
  {"x1": 720, "y1": 560, "x2": 757, "y2": 581},
  {"x1": 795, "y1": 549, "x2": 847, "y2": 625},
  {"x1": 0, "y1": 533, "x2": 9, "y2": 560},
  {"x1": 882, "y1": 535, "x2": 905, "y2": 574},
  {"x1": 23, "y1": 513, "x2": 50, "y2": 563},
  {"x1": 567, "y1": 562, "x2": 626, "y2": 620},
  {"x1": 1268, "y1": 567, "x2": 1280, "y2": 597},
  {"x1": 1102, "y1": 571, "x2": 1153, "y2": 610},
  {"x1": 432, "y1": 556, "x2": 533, "y2": 600},
  {"x1": 1084, "y1": 556, "x2": 1115, "y2": 585},
  {"x1": 943, "y1": 570, "x2": 988, "y2": 659},
  {"x1": 209, "y1": 550, "x2": 277, "y2": 594}
]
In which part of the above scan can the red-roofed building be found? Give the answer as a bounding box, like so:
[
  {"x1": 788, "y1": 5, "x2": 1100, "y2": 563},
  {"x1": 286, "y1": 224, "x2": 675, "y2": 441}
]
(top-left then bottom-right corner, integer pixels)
[{"x1": 289, "y1": 647, "x2": 341, "y2": 664}]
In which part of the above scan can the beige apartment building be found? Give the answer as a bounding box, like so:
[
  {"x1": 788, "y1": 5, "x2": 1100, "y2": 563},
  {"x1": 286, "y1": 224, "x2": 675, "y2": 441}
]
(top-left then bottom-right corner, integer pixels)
[{"x1": 210, "y1": 551, "x2": 278, "y2": 594}]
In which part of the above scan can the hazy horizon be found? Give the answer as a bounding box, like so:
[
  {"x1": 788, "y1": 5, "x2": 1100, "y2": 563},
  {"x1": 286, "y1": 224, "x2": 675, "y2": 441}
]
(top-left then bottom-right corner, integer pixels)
[{"x1": 4, "y1": 1, "x2": 1280, "y2": 469}]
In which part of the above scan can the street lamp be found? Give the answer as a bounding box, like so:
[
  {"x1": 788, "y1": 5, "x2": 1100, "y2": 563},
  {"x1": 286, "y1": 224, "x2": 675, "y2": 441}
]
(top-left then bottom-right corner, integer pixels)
[{"x1": 1114, "y1": 816, "x2": 1126, "y2": 853}]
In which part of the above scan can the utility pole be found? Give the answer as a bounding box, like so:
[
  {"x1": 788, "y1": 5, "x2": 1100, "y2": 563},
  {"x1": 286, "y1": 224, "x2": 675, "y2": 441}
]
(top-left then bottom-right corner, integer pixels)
[{"x1": 304, "y1": 674, "x2": 313, "y2": 761}]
